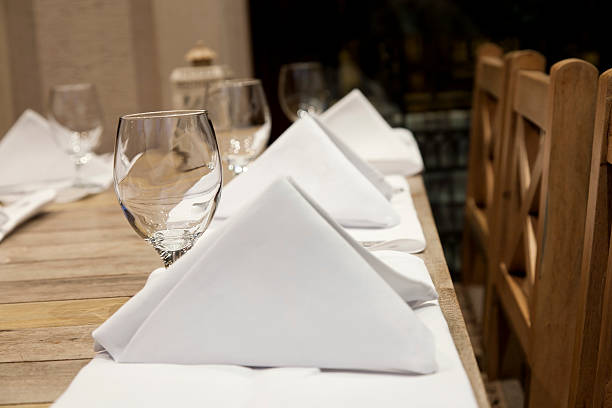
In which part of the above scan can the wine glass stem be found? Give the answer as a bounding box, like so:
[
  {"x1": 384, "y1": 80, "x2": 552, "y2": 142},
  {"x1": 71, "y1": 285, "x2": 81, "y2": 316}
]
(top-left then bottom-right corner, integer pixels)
[
  {"x1": 74, "y1": 160, "x2": 85, "y2": 186},
  {"x1": 156, "y1": 247, "x2": 189, "y2": 268}
]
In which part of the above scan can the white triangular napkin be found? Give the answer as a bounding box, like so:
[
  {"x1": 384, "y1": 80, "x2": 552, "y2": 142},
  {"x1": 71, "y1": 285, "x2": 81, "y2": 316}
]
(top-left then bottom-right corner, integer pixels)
[
  {"x1": 320, "y1": 89, "x2": 424, "y2": 175},
  {"x1": 0, "y1": 110, "x2": 113, "y2": 201},
  {"x1": 0, "y1": 109, "x2": 73, "y2": 188},
  {"x1": 214, "y1": 114, "x2": 399, "y2": 228},
  {"x1": 94, "y1": 178, "x2": 437, "y2": 374},
  {"x1": 311, "y1": 116, "x2": 393, "y2": 199},
  {"x1": 0, "y1": 189, "x2": 57, "y2": 242}
]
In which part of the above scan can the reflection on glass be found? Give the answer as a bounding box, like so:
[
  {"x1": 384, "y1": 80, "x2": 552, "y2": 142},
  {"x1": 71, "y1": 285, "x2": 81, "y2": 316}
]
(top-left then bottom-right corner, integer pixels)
[
  {"x1": 114, "y1": 110, "x2": 222, "y2": 267},
  {"x1": 48, "y1": 83, "x2": 103, "y2": 187},
  {"x1": 278, "y1": 62, "x2": 329, "y2": 122},
  {"x1": 206, "y1": 79, "x2": 271, "y2": 175}
]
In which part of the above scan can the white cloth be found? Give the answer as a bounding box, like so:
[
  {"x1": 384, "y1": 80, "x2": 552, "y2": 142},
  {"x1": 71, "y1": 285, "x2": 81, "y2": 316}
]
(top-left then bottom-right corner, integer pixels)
[
  {"x1": 215, "y1": 114, "x2": 399, "y2": 228},
  {"x1": 0, "y1": 110, "x2": 113, "y2": 203},
  {"x1": 314, "y1": 116, "x2": 393, "y2": 199},
  {"x1": 93, "y1": 178, "x2": 437, "y2": 374},
  {"x1": 211, "y1": 175, "x2": 427, "y2": 254},
  {"x1": 347, "y1": 176, "x2": 426, "y2": 253},
  {"x1": 0, "y1": 189, "x2": 56, "y2": 242},
  {"x1": 53, "y1": 251, "x2": 476, "y2": 408},
  {"x1": 320, "y1": 89, "x2": 424, "y2": 175}
]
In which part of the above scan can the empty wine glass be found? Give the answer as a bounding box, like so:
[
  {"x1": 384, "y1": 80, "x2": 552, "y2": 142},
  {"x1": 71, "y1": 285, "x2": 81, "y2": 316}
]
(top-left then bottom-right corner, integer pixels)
[
  {"x1": 114, "y1": 110, "x2": 222, "y2": 267},
  {"x1": 278, "y1": 62, "x2": 330, "y2": 122},
  {"x1": 48, "y1": 83, "x2": 103, "y2": 187},
  {"x1": 205, "y1": 78, "x2": 271, "y2": 175}
]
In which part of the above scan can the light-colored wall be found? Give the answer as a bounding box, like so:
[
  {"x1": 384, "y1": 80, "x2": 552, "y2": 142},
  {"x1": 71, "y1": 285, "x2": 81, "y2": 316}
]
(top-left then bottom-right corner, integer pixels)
[
  {"x1": 0, "y1": 3, "x2": 14, "y2": 137},
  {"x1": 34, "y1": 0, "x2": 150, "y2": 153},
  {"x1": 153, "y1": 0, "x2": 253, "y2": 109},
  {"x1": 0, "y1": 0, "x2": 252, "y2": 153}
]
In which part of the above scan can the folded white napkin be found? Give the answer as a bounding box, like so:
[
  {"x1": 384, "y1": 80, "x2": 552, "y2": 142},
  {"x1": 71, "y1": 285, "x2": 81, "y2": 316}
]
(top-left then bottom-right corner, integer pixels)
[
  {"x1": 0, "y1": 188, "x2": 56, "y2": 242},
  {"x1": 0, "y1": 110, "x2": 113, "y2": 202},
  {"x1": 215, "y1": 114, "x2": 399, "y2": 228},
  {"x1": 320, "y1": 89, "x2": 424, "y2": 175},
  {"x1": 94, "y1": 178, "x2": 437, "y2": 374},
  {"x1": 53, "y1": 251, "x2": 476, "y2": 408},
  {"x1": 314, "y1": 116, "x2": 394, "y2": 199},
  {"x1": 347, "y1": 175, "x2": 426, "y2": 253},
  {"x1": 212, "y1": 173, "x2": 426, "y2": 253}
]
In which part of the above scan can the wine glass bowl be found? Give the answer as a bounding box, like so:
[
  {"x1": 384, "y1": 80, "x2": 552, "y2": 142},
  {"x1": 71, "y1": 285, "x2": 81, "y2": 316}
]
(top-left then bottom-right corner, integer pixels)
[
  {"x1": 205, "y1": 78, "x2": 271, "y2": 175},
  {"x1": 114, "y1": 110, "x2": 222, "y2": 267},
  {"x1": 48, "y1": 83, "x2": 104, "y2": 187},
  {"x1": 278, "y1": 62, "x2": 329, "y2": 122}
]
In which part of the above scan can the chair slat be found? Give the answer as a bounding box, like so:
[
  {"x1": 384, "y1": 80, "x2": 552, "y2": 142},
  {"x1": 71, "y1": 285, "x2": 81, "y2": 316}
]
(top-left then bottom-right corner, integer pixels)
[
  {"x1": 496, "y1": 266, "x2": 531, "y2": 353},
  {"x1": 513, "y1": 71, "x2": 550, "y2": 129},
  {"x1": 478, "y1": 57, "x2": 504, "y2": 98}
]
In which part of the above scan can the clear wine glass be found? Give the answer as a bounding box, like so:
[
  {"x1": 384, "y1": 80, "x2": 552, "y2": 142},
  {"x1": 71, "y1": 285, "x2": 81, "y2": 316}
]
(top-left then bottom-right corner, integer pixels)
[
  {"x1": 48, "y1": 83, "x2": 104, "y2": 187},
  {"x1": 114, "y1": 110, "x2": 222, "y2": 267},
  {"x1": 278, "y1": 62, "x2": 330, "y2": 122},
  {"x1": 205, "y1": 78, "x2": 271, "y2": 175}
]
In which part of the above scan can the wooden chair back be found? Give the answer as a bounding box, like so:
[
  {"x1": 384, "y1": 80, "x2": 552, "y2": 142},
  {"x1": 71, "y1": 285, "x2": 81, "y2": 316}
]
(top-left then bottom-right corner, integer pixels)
[
  {"x1": 488, "y1": 51, "x2": 546, "y2": 266},
  {"x1": 489, "y1": 58, "x2": 598, "y2": 406},
  {"x1": 462, "y1": 43, "x2": 504, "y2": 283},
  {"x1": 570, "y1": 69, "x2": 612, "y2": 407},
  {"x1": 496, "y1": 63, "x2": 553, "y2": 346},
  {"x1": 527, "y1": 59, "x2": 598, "y2": 407},
  {"x1": 467, "y1": 43, "x2": 504, "y2": 211},
  {"x1": 482, "y1": 50, "x2": 545, "y2": 376}
]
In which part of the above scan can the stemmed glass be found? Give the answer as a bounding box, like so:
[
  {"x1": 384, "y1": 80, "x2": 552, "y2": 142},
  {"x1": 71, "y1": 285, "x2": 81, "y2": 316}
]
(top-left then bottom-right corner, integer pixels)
[
  {"x1": 205, "y1": 78, "x2": 271, "y2": 175},
  {"x1": 48, "y1": 83, "x2": 103, "y2": 187},
  {"x1": 278, "y1": 62, "x2": 329, "y2": 122},
  {"x1": 114, "y1": 110, "x2": 222, "y2": 267}
]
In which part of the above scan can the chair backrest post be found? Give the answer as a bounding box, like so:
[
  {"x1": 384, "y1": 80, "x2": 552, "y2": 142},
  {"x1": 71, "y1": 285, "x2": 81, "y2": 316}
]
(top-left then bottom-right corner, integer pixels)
[
  {"x1": 466, "y1": 43, "x2": 504, "y2": 210},
  {"x1": 462, "y1": 43, "x2": 504, "y2": 285},
  {"x1": 570, "y1": 68, "x2": 612, "y2": 407},
  {"x1": 528, "y1": 59, "x2": 598, "y2": 407}
]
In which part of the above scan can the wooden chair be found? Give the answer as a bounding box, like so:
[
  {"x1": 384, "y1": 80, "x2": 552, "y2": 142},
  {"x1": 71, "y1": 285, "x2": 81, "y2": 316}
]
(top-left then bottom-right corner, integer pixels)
[
  {"x1": 484, "y1": 58, "x2": 598, "y2": 406},
  {"x1": 569, "y1": 69, "x2": 612, "y2": 407},
  {"x1": 482, "y1": 50, "x2": 546, "y2": 376},
  {"x1": 462, "y1": 43, "x2": 505, "y2": 284}
]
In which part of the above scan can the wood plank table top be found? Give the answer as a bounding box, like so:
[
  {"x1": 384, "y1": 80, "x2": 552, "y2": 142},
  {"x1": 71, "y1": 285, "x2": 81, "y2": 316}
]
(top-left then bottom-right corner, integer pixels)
[{"x1": 0, "y1": 176, "x2": 489, "y2": 407}]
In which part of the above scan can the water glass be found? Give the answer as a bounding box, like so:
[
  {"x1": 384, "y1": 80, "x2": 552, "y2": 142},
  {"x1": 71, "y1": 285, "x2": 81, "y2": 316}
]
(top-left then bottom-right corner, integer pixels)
[
  {"x1": 206, "y1": 79, "x2": 271, "y2": 175},
  {"x1": 278, "y1": 62, "x2": 329, "y2": 122}
]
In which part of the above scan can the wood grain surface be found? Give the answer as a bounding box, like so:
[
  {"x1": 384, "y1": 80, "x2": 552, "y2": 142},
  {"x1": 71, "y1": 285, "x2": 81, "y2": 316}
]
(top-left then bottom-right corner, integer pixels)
[
  {"x1": 571, "y1": 69, "x2": 612, "y2": 407},
  {"x1": 462, "y1": 43, "x2": 503, "y2": 287},
  {"x1": 0, "y1": 177, "x2": 488, "y2": 407}
]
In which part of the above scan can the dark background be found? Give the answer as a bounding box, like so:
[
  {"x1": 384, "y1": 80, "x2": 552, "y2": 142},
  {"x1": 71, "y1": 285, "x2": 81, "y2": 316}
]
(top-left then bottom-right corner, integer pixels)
[{"x1": 248, "y1": 0, "x2": 611, "y2": 277}]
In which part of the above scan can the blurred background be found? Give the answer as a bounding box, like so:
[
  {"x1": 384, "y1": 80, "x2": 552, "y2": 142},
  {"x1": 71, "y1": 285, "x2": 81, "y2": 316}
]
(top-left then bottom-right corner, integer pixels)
[{"x1": 1, "y1": 0, "x2": 610, "y2": 278}]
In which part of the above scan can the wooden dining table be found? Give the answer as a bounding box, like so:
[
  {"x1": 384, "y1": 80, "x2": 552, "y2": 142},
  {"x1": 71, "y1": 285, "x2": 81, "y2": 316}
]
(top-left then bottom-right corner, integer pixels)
[{"x1": 0, "y1": 175, "x2": 489, "y2": 407}]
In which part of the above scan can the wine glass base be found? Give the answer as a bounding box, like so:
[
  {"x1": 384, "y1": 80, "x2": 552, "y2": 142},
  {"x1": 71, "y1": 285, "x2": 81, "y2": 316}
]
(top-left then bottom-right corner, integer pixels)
[
  {"x1": 155, "y1": 246, "x2": 190, "y2": 268},
  {"x1": 148, "y1": 229, "x2": 200, "y2": 267}
]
